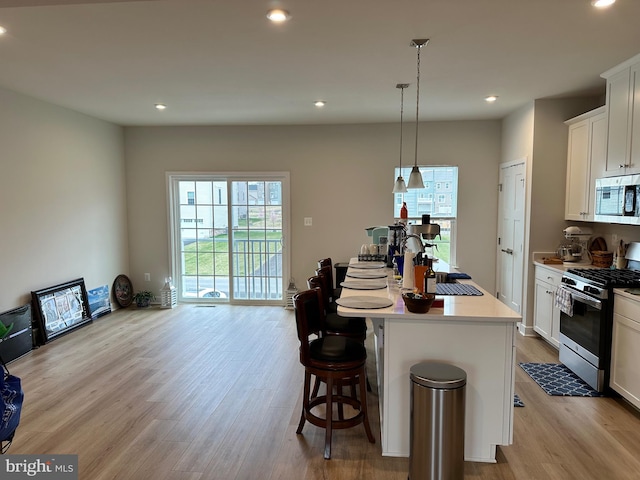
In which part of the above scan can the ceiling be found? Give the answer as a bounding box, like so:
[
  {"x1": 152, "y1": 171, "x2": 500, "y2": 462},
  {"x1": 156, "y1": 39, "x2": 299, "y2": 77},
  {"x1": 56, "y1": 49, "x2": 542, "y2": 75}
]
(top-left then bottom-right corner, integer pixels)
[{"x1": 0, "y1": 0, "x2": 639, "y2": 126}]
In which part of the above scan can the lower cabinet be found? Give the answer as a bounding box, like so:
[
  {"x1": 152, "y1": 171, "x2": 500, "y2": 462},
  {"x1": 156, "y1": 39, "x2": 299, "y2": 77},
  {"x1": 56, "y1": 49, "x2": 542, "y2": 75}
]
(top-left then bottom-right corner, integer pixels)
[
  {"x1": 611, "y1": 293, "x2": 640, "y2": 409},
  {"x1": 533, "y1": 266, "x2": 562, "y2": 349}
]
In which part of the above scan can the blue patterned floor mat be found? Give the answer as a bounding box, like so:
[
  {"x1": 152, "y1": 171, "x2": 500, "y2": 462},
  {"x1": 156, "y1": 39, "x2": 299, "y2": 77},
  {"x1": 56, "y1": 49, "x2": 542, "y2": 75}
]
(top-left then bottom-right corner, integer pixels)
[
  {"x1": 519, "y1": 363, "x2": 603, "y2": 397},
  {"x1": 514, "y1": 394, "x2": 524, "y2": 407}
]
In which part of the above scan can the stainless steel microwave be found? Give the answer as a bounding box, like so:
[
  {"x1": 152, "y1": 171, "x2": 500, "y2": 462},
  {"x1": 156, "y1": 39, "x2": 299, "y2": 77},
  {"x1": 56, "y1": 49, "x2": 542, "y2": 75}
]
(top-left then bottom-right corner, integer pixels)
[{"x1": 594, "y1": 175, "x2": 640, "y2": 224}]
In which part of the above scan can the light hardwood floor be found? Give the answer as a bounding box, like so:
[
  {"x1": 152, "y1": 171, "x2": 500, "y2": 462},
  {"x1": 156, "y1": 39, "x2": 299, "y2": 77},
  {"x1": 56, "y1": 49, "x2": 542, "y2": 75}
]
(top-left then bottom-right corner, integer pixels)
[{"x1": 6, "y1": 304, "x2": 640, "y2": 479}]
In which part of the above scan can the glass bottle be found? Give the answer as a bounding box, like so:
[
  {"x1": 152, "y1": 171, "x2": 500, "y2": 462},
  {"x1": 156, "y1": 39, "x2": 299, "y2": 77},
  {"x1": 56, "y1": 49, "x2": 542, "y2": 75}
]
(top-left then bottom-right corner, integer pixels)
[
  {"x1": 393, "y1": 257, "x2": 402, "y2": 283},
  {"x1": 400, "y1": 202, "x2": 408, "y2": 222},
  {"x1": 424, "y1": 258, "x2": 437, "y2": 294}
]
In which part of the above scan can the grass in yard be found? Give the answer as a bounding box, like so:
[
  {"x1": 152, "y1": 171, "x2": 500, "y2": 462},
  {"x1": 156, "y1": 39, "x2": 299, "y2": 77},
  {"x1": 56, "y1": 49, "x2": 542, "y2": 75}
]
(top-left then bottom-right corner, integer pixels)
[{"x1": 183, "y1": 230, "x2": 282, "y2": 276}]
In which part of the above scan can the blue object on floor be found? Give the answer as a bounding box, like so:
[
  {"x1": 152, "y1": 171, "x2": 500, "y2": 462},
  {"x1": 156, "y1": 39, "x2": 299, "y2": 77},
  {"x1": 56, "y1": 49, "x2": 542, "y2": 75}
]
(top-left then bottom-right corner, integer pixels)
[
  {"x1": 514, "y1": 394, "x2": 524, "y2": 407},
  {"x1": 519, "y1": 363, "x2": 603, "y2": 397}
]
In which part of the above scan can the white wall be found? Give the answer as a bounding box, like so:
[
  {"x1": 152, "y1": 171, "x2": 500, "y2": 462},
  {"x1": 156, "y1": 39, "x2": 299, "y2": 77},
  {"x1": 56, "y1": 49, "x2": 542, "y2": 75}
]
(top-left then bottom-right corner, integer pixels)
[
  {"x1": 124, "y1": 120, "x2": 501, "y2": 295},
  {"x1": 0, "y1": 87, "x2": 128, "y2": 310}
]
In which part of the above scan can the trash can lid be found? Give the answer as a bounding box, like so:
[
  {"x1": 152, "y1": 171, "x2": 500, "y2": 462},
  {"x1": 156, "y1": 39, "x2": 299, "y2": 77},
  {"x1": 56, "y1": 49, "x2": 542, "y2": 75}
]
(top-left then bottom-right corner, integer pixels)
[{"x1": 410, "y1": 362, "x2": 467, "y2": 389}]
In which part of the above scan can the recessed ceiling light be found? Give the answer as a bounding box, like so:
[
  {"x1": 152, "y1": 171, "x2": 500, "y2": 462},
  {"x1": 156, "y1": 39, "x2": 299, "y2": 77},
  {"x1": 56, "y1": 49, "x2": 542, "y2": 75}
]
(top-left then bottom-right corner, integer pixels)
[
  {"x1": 0, "y1": 26, "x2": 7, "y2": 35},
  {"x1": 485, "y1": 95, "x2": 498, "y2": 103},
  {"x1": 266, "y1": 9, "x2": 291, "y2": 22},
  {"x1": 591, "y1": 0, "x2": 615, "y2": 8},
  {"x1": 314, "y1": 101, "x2": 326, "y2": 108},
  {"x1": 155, "y1": 103, "x2": 167, "y2": 111}
]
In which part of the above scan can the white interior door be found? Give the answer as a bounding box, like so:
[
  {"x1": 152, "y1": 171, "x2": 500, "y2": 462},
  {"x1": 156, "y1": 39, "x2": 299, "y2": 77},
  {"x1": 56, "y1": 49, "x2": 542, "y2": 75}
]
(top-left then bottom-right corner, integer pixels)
[{"x1": 497, "y1": 160, "x2": 526, "y2": 314}]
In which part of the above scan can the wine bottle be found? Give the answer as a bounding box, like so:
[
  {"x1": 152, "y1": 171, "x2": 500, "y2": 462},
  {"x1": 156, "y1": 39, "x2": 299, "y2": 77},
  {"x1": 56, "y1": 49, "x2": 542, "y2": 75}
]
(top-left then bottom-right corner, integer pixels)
[{"x1": 424, "y1": 258, "x2": 436, "y2": 294}]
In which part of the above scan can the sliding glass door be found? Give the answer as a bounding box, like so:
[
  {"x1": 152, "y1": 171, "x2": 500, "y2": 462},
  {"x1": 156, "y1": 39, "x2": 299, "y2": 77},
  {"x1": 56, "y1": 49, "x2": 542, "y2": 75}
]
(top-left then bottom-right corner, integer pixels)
[{"x1": 168, "y1": 173, "x2": 289, "y2": 304}]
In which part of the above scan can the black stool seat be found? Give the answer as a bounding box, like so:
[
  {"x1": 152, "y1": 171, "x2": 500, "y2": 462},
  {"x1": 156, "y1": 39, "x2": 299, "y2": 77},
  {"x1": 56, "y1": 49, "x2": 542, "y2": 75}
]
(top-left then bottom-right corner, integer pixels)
[
  {"x1": 309, "y1": 335, "x2": 366, "y2": 365},
  {"x1": 325, "y1": 313, "x2": 367, "y2": 338}
]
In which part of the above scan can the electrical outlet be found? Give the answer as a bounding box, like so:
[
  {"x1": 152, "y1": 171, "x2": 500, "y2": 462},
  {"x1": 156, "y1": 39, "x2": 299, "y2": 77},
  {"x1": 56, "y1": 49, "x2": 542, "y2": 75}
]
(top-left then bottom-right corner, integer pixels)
[
  {"x1": 304, "y1": 217, "x2": 312, "y2": 226},
  {"x1": 144, "y1": 273, "x2": 151, "y2": 281},
  {"x1": 612, "y1": 234, "x2": 618, "y2": 245}
]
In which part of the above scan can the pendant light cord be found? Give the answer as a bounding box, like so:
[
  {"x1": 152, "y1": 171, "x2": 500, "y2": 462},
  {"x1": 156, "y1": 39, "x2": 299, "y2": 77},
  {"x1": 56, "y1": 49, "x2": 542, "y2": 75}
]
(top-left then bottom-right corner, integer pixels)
[
  {"x1": 399, "y1": 86, "x2": 405, "y2": 172},
  {"x1": 414, "y1": 44, "x2": 422, "y2": 168}
]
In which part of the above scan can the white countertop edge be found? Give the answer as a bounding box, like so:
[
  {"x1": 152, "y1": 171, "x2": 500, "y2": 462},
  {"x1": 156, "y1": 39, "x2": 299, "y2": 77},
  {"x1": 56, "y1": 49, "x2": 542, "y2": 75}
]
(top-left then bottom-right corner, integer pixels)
[
  {"x1": 337, "y1": 306, "x2": 520, "y2": 322},
  {"x1": 613, "y1": 287, "x2": 640, "y2": 301}
]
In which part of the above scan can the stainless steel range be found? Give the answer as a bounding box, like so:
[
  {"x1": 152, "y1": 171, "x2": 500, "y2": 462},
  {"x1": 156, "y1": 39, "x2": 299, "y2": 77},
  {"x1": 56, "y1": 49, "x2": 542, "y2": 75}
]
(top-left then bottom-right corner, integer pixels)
[{"x1": 559, "y1": 264, "x2": 640, "y2": 392}]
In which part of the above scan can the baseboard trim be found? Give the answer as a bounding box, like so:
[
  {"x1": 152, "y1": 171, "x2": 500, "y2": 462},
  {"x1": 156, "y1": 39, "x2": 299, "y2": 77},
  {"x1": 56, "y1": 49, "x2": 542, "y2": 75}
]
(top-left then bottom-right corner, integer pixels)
[{"x1": 518, "y1": 323, "x2": 537, "y2": 337}]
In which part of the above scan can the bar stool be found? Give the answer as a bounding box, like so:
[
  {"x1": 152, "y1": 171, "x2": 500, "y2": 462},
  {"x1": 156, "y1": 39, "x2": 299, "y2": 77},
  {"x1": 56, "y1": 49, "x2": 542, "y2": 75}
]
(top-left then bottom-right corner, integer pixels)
[
  {"x1": 308, "y1": 275, "x2": 370, "y2": 395},
  {"x1": 293, "y1": 288, "x2": 375, "y2": 459},
  {"x1": 307, "y1": 275, "x2": 367, "y2": 342},
  {"x1": 315, "y1": 265, "x2": 339, "y2": 314},
  {"x1": 318, "y1": 258, "x2": 342, "y2": 299}
]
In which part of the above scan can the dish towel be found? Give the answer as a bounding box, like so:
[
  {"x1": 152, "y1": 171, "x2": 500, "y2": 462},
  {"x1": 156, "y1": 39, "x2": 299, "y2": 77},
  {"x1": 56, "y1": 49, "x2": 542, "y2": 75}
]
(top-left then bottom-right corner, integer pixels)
[{"x1": 554, "y1": 286, "x2": 573, "y2": 317}]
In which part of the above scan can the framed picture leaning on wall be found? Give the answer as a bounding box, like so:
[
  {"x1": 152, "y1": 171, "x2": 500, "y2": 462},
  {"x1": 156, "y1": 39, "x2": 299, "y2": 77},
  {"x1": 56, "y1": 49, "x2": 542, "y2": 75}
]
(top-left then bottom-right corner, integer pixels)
[{"x1": 31, "y1": 278, "x2": 92, "y2": 344}]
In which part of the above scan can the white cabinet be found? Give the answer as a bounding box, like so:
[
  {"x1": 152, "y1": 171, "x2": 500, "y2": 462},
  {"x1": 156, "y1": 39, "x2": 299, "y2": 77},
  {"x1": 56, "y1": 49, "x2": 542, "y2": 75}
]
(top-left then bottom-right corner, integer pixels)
[
  {"x1": 601, "y1": 54, "x2": 640, "y2": 176},
  {"x1": 611, "y1": 293, "x2": 640, "y2": 409},
  {"x1": 565, "y1": 107, "x2": 607, "y2": 221},
  {"x1": 533, "y1": 266, "x2": 562, "y2": 348}
]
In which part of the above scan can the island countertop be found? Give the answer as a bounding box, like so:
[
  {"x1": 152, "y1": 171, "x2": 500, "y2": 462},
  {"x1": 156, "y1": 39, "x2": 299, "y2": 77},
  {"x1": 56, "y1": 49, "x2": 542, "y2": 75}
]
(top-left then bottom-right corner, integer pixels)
[{"x1": 336, "y1": 258, "x2": 520, "y2": 462}]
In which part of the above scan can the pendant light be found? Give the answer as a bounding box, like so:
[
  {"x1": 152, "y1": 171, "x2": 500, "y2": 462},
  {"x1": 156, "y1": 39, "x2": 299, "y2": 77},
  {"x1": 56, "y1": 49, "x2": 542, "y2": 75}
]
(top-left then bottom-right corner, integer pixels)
[
  {"x1": 407, "y1": 39, "x2": 430, "y2": 189},
  {"x1": 392, "y1": 83, "x2": 410, "y2": 193}
]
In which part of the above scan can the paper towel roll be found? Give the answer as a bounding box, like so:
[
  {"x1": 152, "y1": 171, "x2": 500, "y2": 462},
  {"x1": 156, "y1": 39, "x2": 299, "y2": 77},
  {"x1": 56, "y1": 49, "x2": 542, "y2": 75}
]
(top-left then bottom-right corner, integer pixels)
[{"x1": 402, "y1": 251, "x2": 415, "y2": 289}]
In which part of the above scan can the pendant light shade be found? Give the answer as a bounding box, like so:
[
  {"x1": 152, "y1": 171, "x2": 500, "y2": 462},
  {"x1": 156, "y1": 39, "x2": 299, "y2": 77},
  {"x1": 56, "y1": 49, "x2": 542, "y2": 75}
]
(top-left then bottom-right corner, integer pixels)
[
  {"x1": 407, "y1": 39, "x2": 429, "y2": 189},
  {"x1": 408, "y1": 166, "x2": 424, "y2": 189},
  {"x1": 393, "y1": 176, "x2": 407, "y2": 194},
  {"x1": 392, "y1": 83, "x2": 410, "y2": 193}
]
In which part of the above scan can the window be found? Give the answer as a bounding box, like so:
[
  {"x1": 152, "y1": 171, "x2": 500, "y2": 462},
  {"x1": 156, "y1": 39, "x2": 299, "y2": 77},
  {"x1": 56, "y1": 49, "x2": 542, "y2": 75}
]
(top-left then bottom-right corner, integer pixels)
[
  {"x1": 393, "y1": 166, "x2": 458, "y2": 266},
  {"x1": 168, "y1": 173, "x2": 290, "y2": 304}
]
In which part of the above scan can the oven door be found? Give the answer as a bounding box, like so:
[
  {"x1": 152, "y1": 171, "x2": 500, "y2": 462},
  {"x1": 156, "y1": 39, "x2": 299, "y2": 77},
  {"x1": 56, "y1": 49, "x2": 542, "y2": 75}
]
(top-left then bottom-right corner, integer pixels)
[{"x1": 558, "y1": 288, "x2": 608, "y2": 391}]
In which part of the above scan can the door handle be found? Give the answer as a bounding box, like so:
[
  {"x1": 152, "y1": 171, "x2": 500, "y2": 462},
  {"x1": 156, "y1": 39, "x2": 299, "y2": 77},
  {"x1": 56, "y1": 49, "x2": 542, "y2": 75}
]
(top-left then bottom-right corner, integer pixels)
[{"x1": 501, "y1": 248, "x2": 514, "y2": 255}]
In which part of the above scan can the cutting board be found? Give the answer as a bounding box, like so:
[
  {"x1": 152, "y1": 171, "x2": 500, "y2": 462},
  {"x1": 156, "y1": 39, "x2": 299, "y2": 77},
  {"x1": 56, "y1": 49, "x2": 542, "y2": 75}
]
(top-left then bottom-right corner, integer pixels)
[
  {"x1": 541, "y1": 257, "x2": 563, "y2": 265},
  {"x1": 589, "y1": 237, "x2": 607, "y2": 252}
]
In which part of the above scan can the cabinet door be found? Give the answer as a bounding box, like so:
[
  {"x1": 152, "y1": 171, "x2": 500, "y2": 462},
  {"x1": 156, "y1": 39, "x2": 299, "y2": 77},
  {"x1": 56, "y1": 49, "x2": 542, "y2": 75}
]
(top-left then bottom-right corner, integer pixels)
[
  {"x1": 629, "y1": 64, "x2": 640, "y2": 174},
  {"x1": 550, "y1": 296, "x2": 561, "y2": 348},
  {"x1": 534, "y1": 267, "x2": 562, "y2": 348},
  {"x1": 605, "y1": 68, "x2": 632, "y2": 175},
  {"x1": 565, "y1": 120, "x2": 590, "y2": 221},
  {"x1": 534, "y1": 279, "x2": 553, "y2": 340},
  {"x1": 589, "y1": 113, "x2": 608, "y2": 183},
  {"x1": 611, "y1": 311, "x2": 640, "y2": 409}
]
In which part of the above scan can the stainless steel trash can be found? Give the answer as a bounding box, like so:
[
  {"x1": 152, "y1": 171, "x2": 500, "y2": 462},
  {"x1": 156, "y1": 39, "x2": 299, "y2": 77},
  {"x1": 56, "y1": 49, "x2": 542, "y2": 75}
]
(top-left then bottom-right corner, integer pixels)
[{"x1": 409, "y1": 362, "x2": 466, "y2": 480}]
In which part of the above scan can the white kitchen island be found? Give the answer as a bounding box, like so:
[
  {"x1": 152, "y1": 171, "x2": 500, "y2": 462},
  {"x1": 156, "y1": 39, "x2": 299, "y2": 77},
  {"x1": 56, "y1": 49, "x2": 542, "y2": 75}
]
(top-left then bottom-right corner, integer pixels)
[{"x1": 337, "y1": 259, "x2": 520, "y2": 463}]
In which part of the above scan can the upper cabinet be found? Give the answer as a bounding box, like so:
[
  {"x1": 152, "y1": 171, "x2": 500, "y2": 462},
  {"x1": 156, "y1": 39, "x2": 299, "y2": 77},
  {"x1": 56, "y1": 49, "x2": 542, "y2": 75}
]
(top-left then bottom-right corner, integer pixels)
[
  {"x1": 564, "y1": 106, "x2": 607, "y2": 221},
  {"x1": 601, "y1": 54, "x2": 640, "y2": 176}
]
